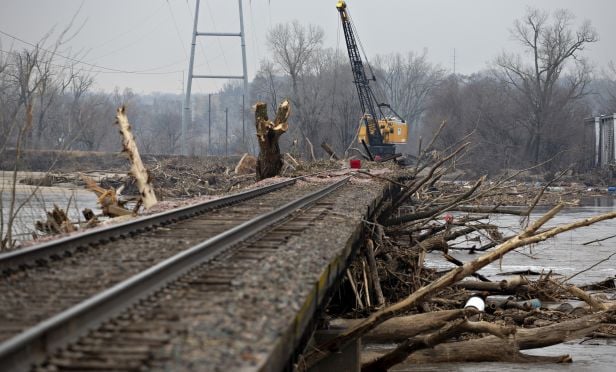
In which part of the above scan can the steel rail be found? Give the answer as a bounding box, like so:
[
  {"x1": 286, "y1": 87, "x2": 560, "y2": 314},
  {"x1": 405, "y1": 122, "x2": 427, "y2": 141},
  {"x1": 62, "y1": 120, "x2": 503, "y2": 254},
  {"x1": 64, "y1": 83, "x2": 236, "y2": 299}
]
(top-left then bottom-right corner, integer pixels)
[
  {"x1": 0, "y1": 176, "x2": 351, "y2": 371},
  {"x1": 0, "y1": 178, "x2": 298, "y2": 271}
]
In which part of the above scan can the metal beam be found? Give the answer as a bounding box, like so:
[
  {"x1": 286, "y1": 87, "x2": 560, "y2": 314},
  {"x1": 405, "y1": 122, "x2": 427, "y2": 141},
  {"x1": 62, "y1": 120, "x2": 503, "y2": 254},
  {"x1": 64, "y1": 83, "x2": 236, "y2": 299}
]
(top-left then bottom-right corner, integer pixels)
[
  {"x1": 183, "y1": 0, "x2": 249, "y2": 155},
  {"x1": 196, "y1": 32, "x2": 241, "y2": 37},
  {"x1": 181, "y1": 0, "x2": 202, "y2": 156},
  {"x1": 193, "y1": 75, "x2": 244, "y2": 79}
]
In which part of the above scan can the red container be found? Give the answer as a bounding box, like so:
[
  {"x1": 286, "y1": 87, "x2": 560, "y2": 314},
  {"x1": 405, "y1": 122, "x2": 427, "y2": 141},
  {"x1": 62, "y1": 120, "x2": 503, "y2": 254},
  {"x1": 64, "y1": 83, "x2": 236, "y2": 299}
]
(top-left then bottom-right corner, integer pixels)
[{"x1": 350, "y1": 159, "x2": 361, "y2": 169}]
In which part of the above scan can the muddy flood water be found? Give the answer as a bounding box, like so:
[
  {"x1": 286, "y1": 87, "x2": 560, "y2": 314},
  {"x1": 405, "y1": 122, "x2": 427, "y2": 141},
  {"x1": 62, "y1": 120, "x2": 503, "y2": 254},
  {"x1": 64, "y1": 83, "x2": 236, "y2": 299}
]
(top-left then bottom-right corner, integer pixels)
[
  {"x1": 1, "y1": 171, "x2": 100, "y2": 243},
  {"x1": 396, "y1": 195, "x2": 616, "y2": 371}
]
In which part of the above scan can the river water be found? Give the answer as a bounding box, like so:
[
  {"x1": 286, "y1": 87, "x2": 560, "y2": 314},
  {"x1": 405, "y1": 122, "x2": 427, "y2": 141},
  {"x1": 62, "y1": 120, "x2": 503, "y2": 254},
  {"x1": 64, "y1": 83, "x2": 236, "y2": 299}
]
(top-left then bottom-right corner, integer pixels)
[
  {"x1": 395, "y1": 195, "x2": 616, "y2": 371},
  {"x1": 1, "y1": 171, "x2": 100, "y2": 244}
]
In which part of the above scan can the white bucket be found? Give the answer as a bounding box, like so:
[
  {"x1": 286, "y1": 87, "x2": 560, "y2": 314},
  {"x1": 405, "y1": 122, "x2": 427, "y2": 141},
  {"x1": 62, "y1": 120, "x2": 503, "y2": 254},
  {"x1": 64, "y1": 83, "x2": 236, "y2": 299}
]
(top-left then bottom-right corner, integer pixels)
[{"x1": 464, "y1": 296, "x2": 485, "y2": 312}]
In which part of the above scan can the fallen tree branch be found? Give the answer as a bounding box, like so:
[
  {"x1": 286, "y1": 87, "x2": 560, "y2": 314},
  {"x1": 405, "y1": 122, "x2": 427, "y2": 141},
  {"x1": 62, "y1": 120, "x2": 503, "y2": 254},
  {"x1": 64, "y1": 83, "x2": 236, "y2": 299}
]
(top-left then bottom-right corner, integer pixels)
[
  {"x1": 562, "y1": 251, "x2": 616, "y2": 284},
  {"x1": 383, "y1": 142, "x2": 470, "y2": 218},
  {"x1": 451, "y1": 205, "x2": 527, "y2": 216},
  {"x1": 321, "y1": 141, "x2": 339, "y2": 160},
  {"x1": 582, "y1": 233, "x2": 616, "y2": 246},
  {"x1": 555, "y1": 281, "x2": 608, "y2": 312},
  {"x1": 361, "y1": 318, "x2": 516, "y2": 371},
  {"x1": 365, "y1": 239, "x2": 385, "y2": 307},
  {"x1": 329, "y1": 309, "x2": 466, "y2": 343},
  {"x1": 356, "y1": 170, "x2": 407, "y2": 188},
  {"x1": 305, "y1": 206, "x2": 616, "y2": 367},
  {"x1": 362, "y1": 310, "x2": 612, "y2": 364}
]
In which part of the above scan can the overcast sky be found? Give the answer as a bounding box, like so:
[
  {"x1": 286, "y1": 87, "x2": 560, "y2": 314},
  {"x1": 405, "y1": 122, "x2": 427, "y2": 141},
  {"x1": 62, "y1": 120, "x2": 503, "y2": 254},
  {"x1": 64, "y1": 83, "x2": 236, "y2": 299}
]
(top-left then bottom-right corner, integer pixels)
[{"x1": 1, "y1": 0, "x2": 615, "y2": 94}]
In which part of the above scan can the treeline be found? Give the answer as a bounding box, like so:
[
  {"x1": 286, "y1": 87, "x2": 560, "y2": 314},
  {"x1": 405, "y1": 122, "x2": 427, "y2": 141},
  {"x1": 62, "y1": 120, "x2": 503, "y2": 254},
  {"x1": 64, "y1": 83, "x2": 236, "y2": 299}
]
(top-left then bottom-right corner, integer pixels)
[{"x1": 2, "y1": 8, "x2": 616, "y2": 173}]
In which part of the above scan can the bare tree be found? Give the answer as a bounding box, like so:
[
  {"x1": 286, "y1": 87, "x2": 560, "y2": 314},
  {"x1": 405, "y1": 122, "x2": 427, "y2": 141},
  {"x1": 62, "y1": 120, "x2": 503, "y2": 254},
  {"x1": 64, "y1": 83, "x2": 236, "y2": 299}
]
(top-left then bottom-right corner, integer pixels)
[
  {"x1": 0, "y1": 14, "x2": 89, "y2": 249},
  {"x1": 266, "y1": 20, "x2": 324, "y2": 156},
  {"x1": 252, "y1": 60, "x2": 280, "y2": 110},
  {"x1": 267, "y1": 20, "x2": 324, "y2": 95},
  {"x1": 373, "y1": 51, "x2": 444, "y2": 125},
  {"x1": 495, "y1": 8, "x2": 598, "y2": 165},
  {"x1": 605, "y1": 61, "x2": 616, "y2": 111}
]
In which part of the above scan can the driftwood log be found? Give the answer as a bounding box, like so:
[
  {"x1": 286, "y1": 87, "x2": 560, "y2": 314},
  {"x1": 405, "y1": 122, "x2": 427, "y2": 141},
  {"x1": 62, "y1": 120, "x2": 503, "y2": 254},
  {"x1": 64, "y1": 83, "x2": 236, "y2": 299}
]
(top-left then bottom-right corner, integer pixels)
[
  {"x1": 255, "y1": 100, "x2": 290, "y2": 180},
  {"x1": 321, "y1": 141, "x2": 339, "y2": 160},
  {"x1": 362, "y1": 318, "x2": 518, "y2": 371},
  {"x1": 360, "y1": 310, "x2": 613, "y2": 364},
  {"x1": 330, "y1": 309, "x2": 466, "y2": 343},
  {"x1": 115, "y1": 106, "x2": 157, "y2": 209}
]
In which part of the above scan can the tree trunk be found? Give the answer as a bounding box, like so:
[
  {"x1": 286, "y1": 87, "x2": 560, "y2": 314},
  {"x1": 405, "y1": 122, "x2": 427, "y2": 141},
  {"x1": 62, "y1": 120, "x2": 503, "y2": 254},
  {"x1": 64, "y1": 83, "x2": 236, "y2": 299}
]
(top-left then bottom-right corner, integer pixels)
[
  {"x1": 329, "y1": 309, "x2": 465, "y2": 343},
  {"x1": 115, "y1": 106, "x2": 157, "y2": 209},
  {"x1": 255, "y1": 100, "x2": 290, "y2": 180},
  {"x1": 361, "y1": 311, "x2": 609, "y2": 364}
]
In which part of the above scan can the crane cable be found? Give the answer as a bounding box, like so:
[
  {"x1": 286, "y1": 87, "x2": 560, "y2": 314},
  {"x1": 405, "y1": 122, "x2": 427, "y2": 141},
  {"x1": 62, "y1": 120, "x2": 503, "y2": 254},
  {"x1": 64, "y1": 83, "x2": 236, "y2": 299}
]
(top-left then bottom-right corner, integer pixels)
[
  {"x1": 332, "y1": 10, "x2": 361, "y2": 156},
  {"x1": 346, "y1": 9, "x2": 390, "y2": 120}
]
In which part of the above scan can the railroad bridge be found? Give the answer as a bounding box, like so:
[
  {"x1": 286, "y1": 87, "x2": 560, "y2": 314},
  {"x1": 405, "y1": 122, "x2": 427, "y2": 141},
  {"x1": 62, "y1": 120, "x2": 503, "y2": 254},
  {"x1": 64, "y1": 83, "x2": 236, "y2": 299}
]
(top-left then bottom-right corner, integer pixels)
[{"x1": 0, "y1": 171, "x2": 391, "y2": 371}]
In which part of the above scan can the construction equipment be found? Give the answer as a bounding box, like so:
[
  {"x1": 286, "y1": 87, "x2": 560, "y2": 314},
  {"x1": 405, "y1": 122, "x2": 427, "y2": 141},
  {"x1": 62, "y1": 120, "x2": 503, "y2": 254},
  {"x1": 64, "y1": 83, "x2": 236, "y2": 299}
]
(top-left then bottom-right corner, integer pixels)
[{"x1": 336, "y1": 0, "x2": 408, "y2": 158}]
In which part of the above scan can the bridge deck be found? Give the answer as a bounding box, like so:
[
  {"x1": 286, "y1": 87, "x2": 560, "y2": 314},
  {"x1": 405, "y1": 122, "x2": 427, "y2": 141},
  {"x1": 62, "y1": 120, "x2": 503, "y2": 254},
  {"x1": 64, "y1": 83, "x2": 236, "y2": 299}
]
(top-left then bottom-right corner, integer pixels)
[{"x1": 158, "y1": 175, "x2": 385, "y2": 371}]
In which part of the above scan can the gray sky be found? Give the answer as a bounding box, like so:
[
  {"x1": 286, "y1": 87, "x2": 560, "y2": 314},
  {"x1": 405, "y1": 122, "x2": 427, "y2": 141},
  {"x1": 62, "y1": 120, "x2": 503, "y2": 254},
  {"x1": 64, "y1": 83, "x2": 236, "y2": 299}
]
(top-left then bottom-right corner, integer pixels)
[{"x1": 1, "y1": 0, "x2": 615, "y2": 94}]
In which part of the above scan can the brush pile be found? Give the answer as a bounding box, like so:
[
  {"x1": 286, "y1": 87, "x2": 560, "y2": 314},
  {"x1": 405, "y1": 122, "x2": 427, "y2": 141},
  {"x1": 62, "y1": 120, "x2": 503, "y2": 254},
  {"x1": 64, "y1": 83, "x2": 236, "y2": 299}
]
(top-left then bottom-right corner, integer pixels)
[{"x1": 306, "y1": 131, "x2": 616, "y2": 370}]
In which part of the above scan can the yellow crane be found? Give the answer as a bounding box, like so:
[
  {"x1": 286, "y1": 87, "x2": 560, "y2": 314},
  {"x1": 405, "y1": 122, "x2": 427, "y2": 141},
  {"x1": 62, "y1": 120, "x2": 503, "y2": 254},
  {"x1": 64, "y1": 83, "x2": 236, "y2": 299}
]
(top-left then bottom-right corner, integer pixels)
[{"x1": 336, "y1": 0, "x2": 408, "y2": 158}]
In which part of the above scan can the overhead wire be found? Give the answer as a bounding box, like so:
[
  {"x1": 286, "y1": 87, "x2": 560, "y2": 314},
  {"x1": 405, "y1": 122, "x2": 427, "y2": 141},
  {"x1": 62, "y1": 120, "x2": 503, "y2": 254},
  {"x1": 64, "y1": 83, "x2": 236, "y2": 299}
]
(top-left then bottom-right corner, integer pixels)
[
  {"x1": 346, "y1": 8, "x2": 391, "y2": 119},
  {"x1": 165, "y1": 0, "x2": 194, "y2": 93},
  {"x1": 203, "y1": 0, "x2": 231, "y2": 75},
  {"x1": 87, "y1": 7, "x2": 171, "y2": 62},
  {"x1": 88, "y1": 2, "x2": 167, "y2": 51},
  {"x1": 0, "y1": 29, "x2": 186, "y2": 75},
  {"x1": 248, "y1": 0, "x2": 260, "y2": 74},
  {"x1": 334, "y1": 10, "x2": 362, "y2": 153},
  {"x1": 165, "y1": 0, "x2": 189, "y2": 59},
  {"x1": 0, "y1": 48, "x2": 189, "y2": 79},
  {"x1": 184, "y1": 0, "x2": 220, "y2": 92}
]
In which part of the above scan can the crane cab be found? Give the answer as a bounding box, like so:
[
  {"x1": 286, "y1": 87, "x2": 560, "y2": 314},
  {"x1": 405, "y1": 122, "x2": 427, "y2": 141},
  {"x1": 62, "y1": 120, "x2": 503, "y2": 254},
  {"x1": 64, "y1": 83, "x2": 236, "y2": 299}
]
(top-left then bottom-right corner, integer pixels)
[{"x1": 358, "y1": 117, "x2": 408, "y2": 145}]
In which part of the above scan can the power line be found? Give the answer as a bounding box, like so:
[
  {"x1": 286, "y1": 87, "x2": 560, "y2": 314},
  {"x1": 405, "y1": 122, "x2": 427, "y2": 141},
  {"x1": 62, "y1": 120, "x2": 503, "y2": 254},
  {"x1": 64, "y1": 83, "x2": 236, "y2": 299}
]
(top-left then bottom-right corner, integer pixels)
[
  {"x1": 89, "y1": 2, "x2": 167, "y2": 51},
  {"x1": 184, "y1": 0, "x2": 220, "y2": 92},
  {"x1": 166, "y1": 0, "x2": 189, "y2": 59},
  {"x1": 0, "y1": 48, "x2": 188, "y2": 77},
  {"x1": 0, "y1": 29, "x2": 185, "y2": 75},
  {"x1": 204, "y1": 0, "x2": 231, "y2": 75}
]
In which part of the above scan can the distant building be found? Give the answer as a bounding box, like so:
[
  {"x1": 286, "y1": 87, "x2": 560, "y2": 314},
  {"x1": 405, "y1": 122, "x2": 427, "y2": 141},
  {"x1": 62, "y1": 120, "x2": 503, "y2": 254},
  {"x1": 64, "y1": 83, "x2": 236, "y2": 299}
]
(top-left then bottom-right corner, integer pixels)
[{"x1": 584, "y1": 114, "x2": 616, "y2": 168}]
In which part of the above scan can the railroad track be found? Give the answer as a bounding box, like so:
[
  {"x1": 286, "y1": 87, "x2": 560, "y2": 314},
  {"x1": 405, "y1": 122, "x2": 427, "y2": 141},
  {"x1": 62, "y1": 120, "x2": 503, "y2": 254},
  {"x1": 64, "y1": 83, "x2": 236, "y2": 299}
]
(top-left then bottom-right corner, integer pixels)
[{"x1": 0, "y1": 175, "x2": 352, "y2": 371}]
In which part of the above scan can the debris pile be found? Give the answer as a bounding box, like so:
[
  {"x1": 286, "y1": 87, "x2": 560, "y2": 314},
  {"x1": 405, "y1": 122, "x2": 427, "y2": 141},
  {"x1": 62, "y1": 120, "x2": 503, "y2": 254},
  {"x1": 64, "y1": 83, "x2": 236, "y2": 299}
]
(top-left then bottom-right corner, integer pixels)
[{"x1": 306, "y1": 139, "x2": 616, "y2": 370}]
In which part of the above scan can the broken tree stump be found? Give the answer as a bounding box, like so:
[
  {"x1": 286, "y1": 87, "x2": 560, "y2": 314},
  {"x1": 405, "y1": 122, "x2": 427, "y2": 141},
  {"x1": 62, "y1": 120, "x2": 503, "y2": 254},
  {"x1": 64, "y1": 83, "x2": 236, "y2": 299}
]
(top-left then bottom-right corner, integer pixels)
[
  {"x1": 321, "y1": 141, "x2": 340, "y2": 160},
  {"x1": 35, "y1": 205, "x2": 74, "y2": 235},
  {"x1": 115, "y1": 106, "x2": 158, "y2": 209},
  {"x1": 235, "y1": 153, "x2": 257, "y2": 175},
  {"x1": 255, "y1": 100, "x2": 290, "y2": 180}
]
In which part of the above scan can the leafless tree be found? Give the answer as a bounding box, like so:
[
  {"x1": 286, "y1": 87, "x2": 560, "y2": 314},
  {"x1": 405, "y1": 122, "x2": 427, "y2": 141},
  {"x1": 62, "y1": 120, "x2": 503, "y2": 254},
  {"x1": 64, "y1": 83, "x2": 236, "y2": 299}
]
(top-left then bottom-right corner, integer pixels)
[
  {"x1": 372, "y1": 51, "x2": 445, "y2": 153},
  {"x1": 252, "y1": 60, "x2": 280, "y2": 110},
  {"x1": 267, "y1": 20, "x2": 324, "y2": 94},
  {"x1": 604, "y1": 61, "x2": 616, "y2": 111},
  {"x1": 373, "y1": 51, "x2": 445, "y2": 124},
  {"x1": 495, "y1": 8, "x2": 598, "y2": 165},
  {"x1": 0, "y1": 15, "x2": 90, "y2": 248},
  {"x1": 266, "y1": 21, "x2": 324, "y2": 155}
]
